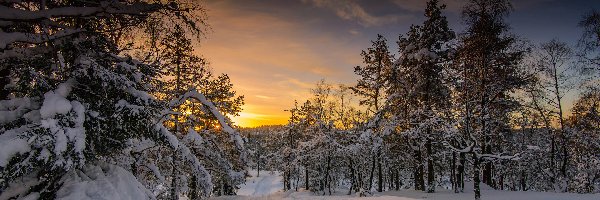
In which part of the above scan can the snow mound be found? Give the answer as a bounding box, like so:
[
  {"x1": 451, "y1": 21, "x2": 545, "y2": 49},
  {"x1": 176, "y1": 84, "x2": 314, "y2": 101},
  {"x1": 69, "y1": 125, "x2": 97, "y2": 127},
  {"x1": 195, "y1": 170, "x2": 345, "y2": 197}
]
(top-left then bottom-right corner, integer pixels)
[{"x1": 56, "y1": 163, "x2": 155, "y2": 200}]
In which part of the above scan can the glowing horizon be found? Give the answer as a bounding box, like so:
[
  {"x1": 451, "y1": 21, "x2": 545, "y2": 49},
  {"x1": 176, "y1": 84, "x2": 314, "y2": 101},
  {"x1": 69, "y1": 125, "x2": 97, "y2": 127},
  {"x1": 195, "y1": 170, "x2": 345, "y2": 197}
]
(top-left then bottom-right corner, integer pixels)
[{"x1": 198, "y1": 0, "x2": 598, "y2": 128}]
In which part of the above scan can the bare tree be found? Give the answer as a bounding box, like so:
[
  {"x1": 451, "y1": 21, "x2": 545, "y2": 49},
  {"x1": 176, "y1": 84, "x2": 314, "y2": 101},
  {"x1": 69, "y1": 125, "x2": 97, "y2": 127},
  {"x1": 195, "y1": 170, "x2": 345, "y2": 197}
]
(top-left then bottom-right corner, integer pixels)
[{"x1": 536, "y1": 40, "x2": 578, "y2": 188}]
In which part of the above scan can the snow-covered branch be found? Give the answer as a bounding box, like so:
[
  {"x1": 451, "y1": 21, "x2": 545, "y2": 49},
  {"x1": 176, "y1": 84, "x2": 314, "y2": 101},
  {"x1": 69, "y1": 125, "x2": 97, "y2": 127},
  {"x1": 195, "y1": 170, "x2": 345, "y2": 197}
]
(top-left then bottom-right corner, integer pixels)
[
  {"x1": 443, "y1": 140, "x2": 520, "y2": 161},
  {"x1": 0, "y1": 2, "x2": 161, "y2": 22},
  {"x1": 0, "y1": 97, "x2": 39, "y2": 125},
  {"x1": 170, "y1": 89, "x2": 244, "y2": 150},
  {"x1": 0, "y1": 29, "x2": 82, "y2": 50},
  {"x1": 443, "y1": 140, "x2": 476, "y2": 153},
  {"x1": 479, "y1": 153, "x2": 521, "y2": 161}
]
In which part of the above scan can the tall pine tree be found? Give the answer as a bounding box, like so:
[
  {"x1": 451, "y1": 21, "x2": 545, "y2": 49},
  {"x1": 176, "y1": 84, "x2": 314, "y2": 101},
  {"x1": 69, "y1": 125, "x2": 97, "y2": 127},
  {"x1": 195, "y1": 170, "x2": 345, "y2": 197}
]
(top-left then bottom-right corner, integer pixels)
[
  {"x1": 453, "y1": 0, "x2": 528, "y2": 198},
  {"x1": 393, "y1": 0, "x2": 454, "y2": 193}
]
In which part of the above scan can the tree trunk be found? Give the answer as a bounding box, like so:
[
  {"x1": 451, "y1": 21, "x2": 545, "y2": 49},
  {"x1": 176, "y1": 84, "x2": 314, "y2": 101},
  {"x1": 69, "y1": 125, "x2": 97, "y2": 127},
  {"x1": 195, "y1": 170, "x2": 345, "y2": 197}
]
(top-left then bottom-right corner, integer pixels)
[
  {"x1": 413, "y1": 141, "x2": 424, "y2": 191},
  {"x1": 295, "y1": 168, "x2": 300, "y2": 191},
  {"x1": 499, "y1": 174, "x2": 504, "y2": 190},
  {"x1": 553, "y1": 60, "x2": 568, "y2": 191},
  {"x1": 395, "y1": 169, "x2": 400, "y2": 190},
  {"x1": 550, "y1": 131, "x2": 556, "y2": 189},
  {"x1": 189, "y1": 175, "x2": 197, "y2": 199},
  {"x1": 452, "y1": 151, "x2": 458, "y2": 193},
  {"x1": 348, "y1": 158, "x2": 355, "y2": 195},
  {"x1": 561, "y1": 136, "x2": 568, "y2": 178},
  {"x1": 326, "y1": 155, "x2": 332, "y2": 195},
  {"x1": 368, "y1": 154, "x2": 376, "y2": 191},
  {"x1": 479, "y1": 54, "x2": 494, "y2": 189},
  {"x1": 285, "y1": 171, "x2": 291, "y2": 191},
  {"x1": 459, "y1": 152, "x2": 465, "y2": 192},
  {"x1": 171, "y1": 144, "x2": 178, "y2": 199},
  {"x1": 0, "y1": 67, "x2": 9, "y2": 100},
  {"x1": 319, "y1": 166, "x2": 324, "y2": 193},
  {"x1": 378, "y1": 156, "x2": 383, "y2": 192},
  {"x1": 482, "y1": 138, "x2": 493, "y2": 188},
  {"x1": 283, "y1": 171, "x2": 287, "y2": 191},
  {"x1": 357, "y1": 165, "x2": 363, "y2": 193},
  {"x1": 305, "y1": 167, "x2": 309, "y2": 190},
  {"x1": 386, "y1": 166, "x2": 394, "y2": 190},
  {"x1": 171, "y1": 162, "x2": 178, "y2": 198},
  {"x1": 473, "y1": 153, "x2": 481, "y2": 200},
  {"x1": 426, "y1": 137, "x2": 435, "y2": 193},
  {"x1": 483, "y1": 160, "x2": 493, "y2": 188},
  {"x1": 520, "y1": 169, "x2": 527, "y2": 191}
]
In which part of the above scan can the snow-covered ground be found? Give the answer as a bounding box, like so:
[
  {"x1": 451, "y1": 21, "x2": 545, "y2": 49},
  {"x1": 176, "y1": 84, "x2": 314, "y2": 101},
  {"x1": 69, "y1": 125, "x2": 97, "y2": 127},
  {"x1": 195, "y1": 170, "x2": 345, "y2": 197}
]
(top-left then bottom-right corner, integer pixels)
[
  {"x1": 0, "y1": 163, "x2": 154, "y2": 200},
  {"x1": 212, "y1": 170, "x2": 600, "y2": 200}
]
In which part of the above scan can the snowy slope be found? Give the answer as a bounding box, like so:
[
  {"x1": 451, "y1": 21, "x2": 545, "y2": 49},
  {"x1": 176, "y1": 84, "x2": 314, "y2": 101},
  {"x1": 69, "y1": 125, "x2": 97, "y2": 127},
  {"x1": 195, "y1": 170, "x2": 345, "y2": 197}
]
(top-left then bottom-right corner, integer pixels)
[{"x1": 212, "y1": 171, "x2": 600, "y2": 200}]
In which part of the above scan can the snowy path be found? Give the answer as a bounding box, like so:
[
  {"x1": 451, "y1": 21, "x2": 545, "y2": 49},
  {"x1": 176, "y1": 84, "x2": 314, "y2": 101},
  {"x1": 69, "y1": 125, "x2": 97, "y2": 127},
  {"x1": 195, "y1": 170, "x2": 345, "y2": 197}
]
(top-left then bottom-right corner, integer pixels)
[
  {"x1": 235, "y1": 170, "x2": 283, "y2": 197},
  {"x1": 212, "y1": 171, "x2": 600, "y2": 200},
  {"x1": 251, "y1": 173, "x2": 279, "y2": 196}
]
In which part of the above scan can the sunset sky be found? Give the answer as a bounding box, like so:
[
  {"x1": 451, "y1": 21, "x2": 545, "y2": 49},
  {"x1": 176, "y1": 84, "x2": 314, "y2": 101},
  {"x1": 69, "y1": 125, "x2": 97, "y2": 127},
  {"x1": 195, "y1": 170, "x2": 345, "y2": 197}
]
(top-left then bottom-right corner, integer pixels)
[{"x1": 196, "y1": 0, "x2": 600, "y2": 127}]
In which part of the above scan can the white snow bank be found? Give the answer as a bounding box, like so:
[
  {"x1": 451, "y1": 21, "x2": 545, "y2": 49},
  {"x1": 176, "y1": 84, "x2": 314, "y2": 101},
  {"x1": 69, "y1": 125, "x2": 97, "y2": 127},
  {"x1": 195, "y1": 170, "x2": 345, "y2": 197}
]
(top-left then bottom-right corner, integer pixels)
[{"x1": 56, "y1": 163, "x2": 155, "y2": 200}]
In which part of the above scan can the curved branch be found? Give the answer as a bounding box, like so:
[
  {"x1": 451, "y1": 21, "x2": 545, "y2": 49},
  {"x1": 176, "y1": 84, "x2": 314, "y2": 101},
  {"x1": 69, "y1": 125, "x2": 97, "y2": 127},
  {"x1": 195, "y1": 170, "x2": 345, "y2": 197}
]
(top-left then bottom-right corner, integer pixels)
[
  {"x1": 0, "y1": 2, "x2": 161, "y2": 22},
  {"x1": 0, "y1": 29, "x2": 82, "y2": 50}
]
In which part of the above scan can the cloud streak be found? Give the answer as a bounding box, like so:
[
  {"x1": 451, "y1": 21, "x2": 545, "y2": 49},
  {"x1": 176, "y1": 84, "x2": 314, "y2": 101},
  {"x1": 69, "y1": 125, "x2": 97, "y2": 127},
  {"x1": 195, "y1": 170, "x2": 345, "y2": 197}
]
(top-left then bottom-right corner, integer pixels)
[
  {"x1": 391, "y1": 0, "x2": 466, "y2": 13},
  {"x1": 303, "y1": 0, "x2": 407, "y2": 27}
]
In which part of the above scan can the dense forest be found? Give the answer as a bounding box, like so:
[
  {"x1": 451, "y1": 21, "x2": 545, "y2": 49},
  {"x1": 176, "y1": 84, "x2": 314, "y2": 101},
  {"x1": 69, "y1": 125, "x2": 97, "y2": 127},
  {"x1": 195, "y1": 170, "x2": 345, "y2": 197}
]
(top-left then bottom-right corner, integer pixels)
[
  {"x1": 243, "y1": 0, "x2": 600, "y2": 199},
  {"x1": 0, "y1": 0, "x2": 246, "y2": 199},
  {"x1": 0, "y1": 0, "x2": 598, "y2": 200}
]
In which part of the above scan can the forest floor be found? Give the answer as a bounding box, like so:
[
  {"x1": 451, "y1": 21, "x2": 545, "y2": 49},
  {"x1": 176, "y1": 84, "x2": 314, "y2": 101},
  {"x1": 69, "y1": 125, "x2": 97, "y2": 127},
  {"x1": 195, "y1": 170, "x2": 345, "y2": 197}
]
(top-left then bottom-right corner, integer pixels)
[{"x1": 211, "y1": 170, "x2": 600, "y2": 200}]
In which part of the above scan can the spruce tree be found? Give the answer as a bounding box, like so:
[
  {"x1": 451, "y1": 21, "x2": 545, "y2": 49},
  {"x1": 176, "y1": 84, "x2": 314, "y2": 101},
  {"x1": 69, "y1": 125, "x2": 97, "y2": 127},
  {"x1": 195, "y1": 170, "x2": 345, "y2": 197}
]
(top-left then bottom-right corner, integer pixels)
[
  {"x1": 352, "y1": 34, "x2": 393, "y2": 193},
  {"x1": 158, "y1": 24, "x2": 245, "y2": 198},
  {"x1": 453, "y1": 0, "x2": 528, "y2": 198},
  {"x1": 0, "y1": 1, "x2": 245, "y2": 199},
  {"x1": 353, "y1": 35, "x2": 393, "y2": 114},
  {"x1": 390, "y1": 0, "x2": 454, "y2": 193}
]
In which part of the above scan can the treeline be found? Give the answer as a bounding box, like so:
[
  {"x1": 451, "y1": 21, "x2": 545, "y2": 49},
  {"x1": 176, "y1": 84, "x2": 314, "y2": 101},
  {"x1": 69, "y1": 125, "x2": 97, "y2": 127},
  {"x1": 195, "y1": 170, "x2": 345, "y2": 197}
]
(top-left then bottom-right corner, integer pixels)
[
  {"x1": 245, "y1": 0, "x2": 600, "y2": 199},
  {"x1": 0, "y1": 0, "x2": 246, "y2": 199}
]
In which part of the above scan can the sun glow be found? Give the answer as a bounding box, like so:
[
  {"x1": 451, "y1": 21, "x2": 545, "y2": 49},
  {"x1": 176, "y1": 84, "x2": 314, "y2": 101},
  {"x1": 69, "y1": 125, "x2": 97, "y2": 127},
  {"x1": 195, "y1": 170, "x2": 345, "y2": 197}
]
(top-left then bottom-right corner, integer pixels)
[{"x1": 230, "y1": 111, "x2": 288, "y2": 128}]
